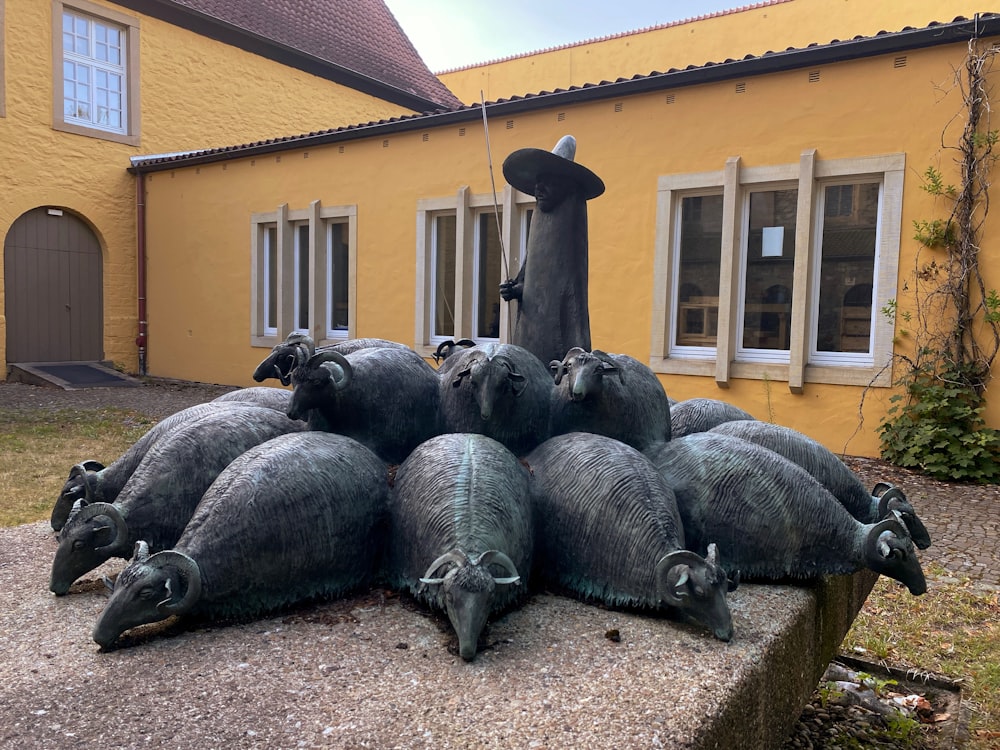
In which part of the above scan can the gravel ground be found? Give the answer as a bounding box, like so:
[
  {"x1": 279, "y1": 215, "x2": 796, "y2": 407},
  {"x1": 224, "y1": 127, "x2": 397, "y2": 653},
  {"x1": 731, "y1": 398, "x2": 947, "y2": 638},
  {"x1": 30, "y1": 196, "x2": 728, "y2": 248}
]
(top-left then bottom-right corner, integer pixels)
[{"x1": 0, "y1": 377, "x2": 991, "y2": 749}]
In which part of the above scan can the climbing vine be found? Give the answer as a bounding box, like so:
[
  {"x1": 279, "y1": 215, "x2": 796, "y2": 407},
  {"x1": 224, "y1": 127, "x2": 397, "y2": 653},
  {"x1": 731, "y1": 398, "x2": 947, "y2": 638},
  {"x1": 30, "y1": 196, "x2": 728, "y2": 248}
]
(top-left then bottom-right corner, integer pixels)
[{"x1": 877, "y1": 38, "x2": 1000, "y2": 482}]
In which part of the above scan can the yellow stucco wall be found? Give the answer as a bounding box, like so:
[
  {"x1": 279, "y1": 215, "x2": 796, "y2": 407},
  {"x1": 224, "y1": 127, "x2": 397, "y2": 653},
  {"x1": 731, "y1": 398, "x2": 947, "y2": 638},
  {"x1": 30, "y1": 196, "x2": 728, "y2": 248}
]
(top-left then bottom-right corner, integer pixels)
[
  {"x1": 440, "y1": 0, "x2": 988, "y2": 103},
  {"x1": 139, "y1": 38, "x2": 1000, "y2": 457},
  {"x1": 0, "y1": 0, "x2": 418, "y2": 372}
]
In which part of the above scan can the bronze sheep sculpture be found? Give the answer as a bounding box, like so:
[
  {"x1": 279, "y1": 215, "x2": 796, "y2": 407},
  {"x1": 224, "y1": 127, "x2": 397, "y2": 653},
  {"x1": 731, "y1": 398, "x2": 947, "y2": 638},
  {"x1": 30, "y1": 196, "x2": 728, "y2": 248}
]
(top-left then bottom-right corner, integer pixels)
[{"x1": 48, "y1": 337, "x2": 926, "y2": 658}]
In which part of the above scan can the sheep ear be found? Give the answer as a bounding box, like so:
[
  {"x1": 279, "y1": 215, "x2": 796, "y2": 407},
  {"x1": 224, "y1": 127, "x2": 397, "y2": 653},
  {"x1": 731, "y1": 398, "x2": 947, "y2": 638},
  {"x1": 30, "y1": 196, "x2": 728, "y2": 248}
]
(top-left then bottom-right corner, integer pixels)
[
  {"x1": 508, "y1": 371, "x2": 527, "y2": 396},
  {"x1": 549, "y1": 360, "x2": 566, "y2": 385}
]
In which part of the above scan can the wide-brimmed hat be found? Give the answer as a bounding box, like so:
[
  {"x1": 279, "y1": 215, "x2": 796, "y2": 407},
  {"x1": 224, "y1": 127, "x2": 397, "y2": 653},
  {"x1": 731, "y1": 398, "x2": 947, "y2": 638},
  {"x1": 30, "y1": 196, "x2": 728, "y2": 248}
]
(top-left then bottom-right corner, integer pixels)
[{"x1": 502, "y1": 135, "x2": 605, "y2": 200}]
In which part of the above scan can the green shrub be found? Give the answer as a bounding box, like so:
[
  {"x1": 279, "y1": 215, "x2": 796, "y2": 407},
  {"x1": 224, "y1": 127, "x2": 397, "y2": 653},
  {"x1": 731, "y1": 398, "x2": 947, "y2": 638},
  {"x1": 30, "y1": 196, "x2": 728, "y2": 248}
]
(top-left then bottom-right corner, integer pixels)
[{"x1": 878, "y1": 364, "x2": 1000, "y2": 482}]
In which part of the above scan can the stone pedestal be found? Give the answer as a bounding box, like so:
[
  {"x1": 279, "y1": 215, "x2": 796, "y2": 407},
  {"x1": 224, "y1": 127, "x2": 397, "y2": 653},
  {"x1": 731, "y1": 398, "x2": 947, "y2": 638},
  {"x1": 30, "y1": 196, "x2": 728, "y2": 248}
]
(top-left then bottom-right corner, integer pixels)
[{"x1": 0, "y1": 522, "x2": 876, "y2": 748}]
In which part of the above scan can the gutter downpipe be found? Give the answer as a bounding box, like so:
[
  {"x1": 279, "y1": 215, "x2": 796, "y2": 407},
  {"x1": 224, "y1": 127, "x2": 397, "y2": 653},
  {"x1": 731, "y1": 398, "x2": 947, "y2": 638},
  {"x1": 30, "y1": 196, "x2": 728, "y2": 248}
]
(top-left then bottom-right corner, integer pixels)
[{"x1": 135, "y1": 169, "x2": 148, "y2": 376}]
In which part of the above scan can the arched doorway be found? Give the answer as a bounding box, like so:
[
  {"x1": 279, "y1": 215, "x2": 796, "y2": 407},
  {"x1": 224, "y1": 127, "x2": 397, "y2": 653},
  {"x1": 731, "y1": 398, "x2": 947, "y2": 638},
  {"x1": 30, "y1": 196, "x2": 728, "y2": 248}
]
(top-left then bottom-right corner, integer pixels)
[{"x1": 4, "y1": 208, "x2": 103, "y2": 363}]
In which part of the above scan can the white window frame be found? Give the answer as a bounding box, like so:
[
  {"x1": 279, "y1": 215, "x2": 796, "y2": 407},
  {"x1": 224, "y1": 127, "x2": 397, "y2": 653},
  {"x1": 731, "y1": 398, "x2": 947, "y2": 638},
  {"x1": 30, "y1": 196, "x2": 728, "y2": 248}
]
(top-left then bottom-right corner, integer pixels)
[
  {"x1": 251, "y1": 201, "x2": 358, "y2": 348},
  {"x1": 414, "y1": 185, "x2": 534, "y2": 358},
  {"x1": 53, "y1": 0, "x2": 140, "y2": 145},
  {"x1": 650, "y1": 151, "x2": 903, "y2": 392}
]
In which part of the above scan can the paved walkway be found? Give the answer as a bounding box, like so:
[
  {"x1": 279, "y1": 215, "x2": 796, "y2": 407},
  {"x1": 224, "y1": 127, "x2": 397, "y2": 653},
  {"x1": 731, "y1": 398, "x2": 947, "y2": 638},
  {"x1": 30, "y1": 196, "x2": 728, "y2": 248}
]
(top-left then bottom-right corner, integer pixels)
[
  {"x1": 918, "y1": 491, "x2": 1000, "y2": 590},
  {"x1": 844, "y1": 457, "x2": 1000, "y2": 591}
]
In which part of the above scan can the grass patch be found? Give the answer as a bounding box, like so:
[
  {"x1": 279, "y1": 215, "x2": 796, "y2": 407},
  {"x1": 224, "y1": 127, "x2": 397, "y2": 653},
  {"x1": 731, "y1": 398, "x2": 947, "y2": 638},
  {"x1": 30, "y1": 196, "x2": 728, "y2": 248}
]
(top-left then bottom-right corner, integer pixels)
[
  {"x1": 844, "y1": 567, "x2": 1000, "y2": 749},
  {"x1": 0, "y1": 407, "x2": 156, "y2": 526}
]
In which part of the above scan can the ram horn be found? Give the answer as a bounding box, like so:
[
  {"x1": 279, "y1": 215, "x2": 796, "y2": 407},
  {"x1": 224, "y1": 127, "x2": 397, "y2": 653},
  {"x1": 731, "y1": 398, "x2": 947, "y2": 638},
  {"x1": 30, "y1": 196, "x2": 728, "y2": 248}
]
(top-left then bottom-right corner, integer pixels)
[
  {"x1": 307, "y1": 350, "x2": 353, "y2": 389},
  {"x1": 654, "y1": 549, "x2": 707, "y2": 605},
  {"x1": 70, "y1": 461, "x2": 104, "y2": 502},
  {"x1": 148, "y1": 550, "x2": 202, "y2": 615},
  {"x1": 433, "y1": 340, "x2": 456, "y2": 363},
  {"x1": 476, "y1": 550, "x2": 521, "y2": 585},
  {"x1": 131, "y1": 540, "x2": 151, "y2": 563},
  {"x1": 875, "y1": 486, "x2": 908, "y2": 518},
  {"x1": 419, "y1": 549, "x2": 469, "y2": 585},
  {"x1": 76, "y1": 501, "x2": 127, "y2": 552},
  {"x1": 549, "y1": 359, "x2": 568, "y2": 385}
]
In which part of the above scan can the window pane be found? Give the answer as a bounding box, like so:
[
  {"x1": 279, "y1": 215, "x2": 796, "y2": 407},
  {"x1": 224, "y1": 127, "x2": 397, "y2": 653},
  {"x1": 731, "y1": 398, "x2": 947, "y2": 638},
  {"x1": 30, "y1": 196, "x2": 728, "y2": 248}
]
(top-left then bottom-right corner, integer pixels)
[
  {"x1": 295, "y1": 225, "x2": 310, "y2": 331},
  {"x1": 742, "y1": 189, "x2": 797, "y2": 350},
  {"x1": 476, "y1": 211, "x2": 503, "y2": 339},
  {"x1": 265, "y1": 227, "x2": 278, "y2": 331},
  {"x1": 329, "y1": 222, "x2": 349, "y2": 332},
  {"x1": 816, "y1": 183, "x2": 879, "y2": 353},
  {"x1": 675, "y1": 194, "x2": 723, "y2": 346},
  {"x1": 433, "y1": 214, "x2": 457, "y2": 337},
  {"x1": 62, "y1": 10, "x2": 127, "y2": 134}
]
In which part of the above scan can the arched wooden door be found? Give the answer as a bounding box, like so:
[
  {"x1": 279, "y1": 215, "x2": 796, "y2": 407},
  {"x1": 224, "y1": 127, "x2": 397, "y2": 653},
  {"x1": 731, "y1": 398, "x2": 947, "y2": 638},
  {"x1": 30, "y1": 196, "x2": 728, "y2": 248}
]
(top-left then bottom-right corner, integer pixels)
[{"x1": 4, "y1": 208, "x2": 103, "y2": 363}]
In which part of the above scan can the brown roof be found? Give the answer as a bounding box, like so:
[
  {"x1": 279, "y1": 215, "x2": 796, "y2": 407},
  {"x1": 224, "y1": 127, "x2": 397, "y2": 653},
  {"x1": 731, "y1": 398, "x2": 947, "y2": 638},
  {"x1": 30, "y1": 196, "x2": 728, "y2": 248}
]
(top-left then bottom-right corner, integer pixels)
[{"x1": 114, "y1": 0, "x2": 460, "y2": 110}]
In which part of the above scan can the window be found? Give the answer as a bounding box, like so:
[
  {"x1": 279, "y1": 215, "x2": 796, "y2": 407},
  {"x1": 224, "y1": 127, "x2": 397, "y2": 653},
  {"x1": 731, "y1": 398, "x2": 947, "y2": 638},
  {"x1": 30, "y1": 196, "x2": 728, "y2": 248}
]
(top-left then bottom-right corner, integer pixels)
[
  {"x1": 263, "y1": 224, "x2": 278, "y2": 336},
  {"x1": 53, "y1": 2, "x2": 139, "y2": 145},
  {"x1": 415, "y1": 186, "x2": 533, "y2": 357},
  {"x1": 251, "y1": 202, "x2": 357, "y2": 347},
  {"x1": 674, "y1": 194, "x2": 723, "y2": 351},
  {"x1": 812, "y1": 182, "x2": 881, "y2": 364},
  {"x1": 293, "y1": 223, "x2": 310, "y2": 333},
  {"x1": 327, "y1": 221, "x2": 350, "y2": 338},
  {"x1": 651, "y1": 152, "x2": 903, "y2": 390},
  {"x1": 738, "y1": 188, "x2": 797, "y2": 360},
  {"x1": 431, "y1": 213, "x2": 457, "y2": 339}
]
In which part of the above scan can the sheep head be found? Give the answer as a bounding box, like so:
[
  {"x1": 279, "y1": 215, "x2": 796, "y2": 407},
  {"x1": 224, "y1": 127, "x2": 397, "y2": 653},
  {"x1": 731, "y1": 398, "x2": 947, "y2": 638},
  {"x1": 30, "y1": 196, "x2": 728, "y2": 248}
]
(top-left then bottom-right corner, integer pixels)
[
  {"x1": 253, "y1": 333, "x2": 316, "y2": 385},
  {"x1": 872, "y1": 482, "x2": 932, "y2": 550},
  {"x1": 92, "y1": 544, "x2": 202, "y2": 649},
  {"x1": 50, "y1": 500, "x2": 128, "y2": 595},
  {"x1": 51, "y1": 460, "x2": 105, "y2": 531},
  {"x1": 452, "y1": 352, "x2": 527, "y2": 420},
  {"x1": 864, "y1": 511, "x2": 926, "y2": 595},
  {"x1": 287, "y1": 350, "x2": 353, "y2": 421},
  {"x1": 655, "y1": 544, "x2": 734, "y2": 641},
  {"x1": 550, "y1": 348, "x2": 619, "y2": 402},
  {"x1": 419, "y1": 549, "x2": 520, "y2": 661}
]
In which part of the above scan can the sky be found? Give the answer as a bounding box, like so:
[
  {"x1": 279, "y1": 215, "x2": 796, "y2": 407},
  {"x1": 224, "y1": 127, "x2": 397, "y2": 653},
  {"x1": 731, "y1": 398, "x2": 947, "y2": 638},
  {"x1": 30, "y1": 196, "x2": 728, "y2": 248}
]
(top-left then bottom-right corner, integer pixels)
[{"x1": 384, "y1": 0, "x2": 749, "y2": 72}]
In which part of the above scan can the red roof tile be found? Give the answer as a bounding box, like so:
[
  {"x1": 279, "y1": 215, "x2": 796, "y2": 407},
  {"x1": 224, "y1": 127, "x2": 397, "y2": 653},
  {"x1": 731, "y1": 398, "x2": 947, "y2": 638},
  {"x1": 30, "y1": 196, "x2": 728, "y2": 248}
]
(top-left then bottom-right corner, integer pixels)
[{"x1": 126, "y1": 0, "x2": 460, "y2": 109}]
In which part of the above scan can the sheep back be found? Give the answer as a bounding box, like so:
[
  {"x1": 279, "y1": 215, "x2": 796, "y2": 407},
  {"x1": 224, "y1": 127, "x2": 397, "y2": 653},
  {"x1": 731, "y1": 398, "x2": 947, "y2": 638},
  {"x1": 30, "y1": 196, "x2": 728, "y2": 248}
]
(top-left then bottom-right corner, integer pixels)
[
  {"x1": 114, "y1": 404, "x2": 307, "y2": 553},
  {"x1": 213, "y1": 386, "x2": 292, "y2": 412},
  {"x1": 177, "y1": 432, "x2": 389, "y2": 618},
  {"x1": 526, "y1": 432, "x2": 685, "y2": 610},
  {"x1": 669, "y1": 398, "x2": 755, "y2": 438},
  {"x1": 290, "y1": 346, "x2": 441, "y2": 464},
  {"x1": 549, "y1": 350, "x2": 671, "y2": 451},
  {"x1": 708, "y1": 420, "x2": 876, "y2": 523},
  {"x1": 385, "y1": 433, "x2": 533, "y2": 613},
  {"x1": 646, "y1": 432, "x2": 870, "y2": 579},
  {"x1": 51, "y1": 401, "x2": 247, "y2": 531}
]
